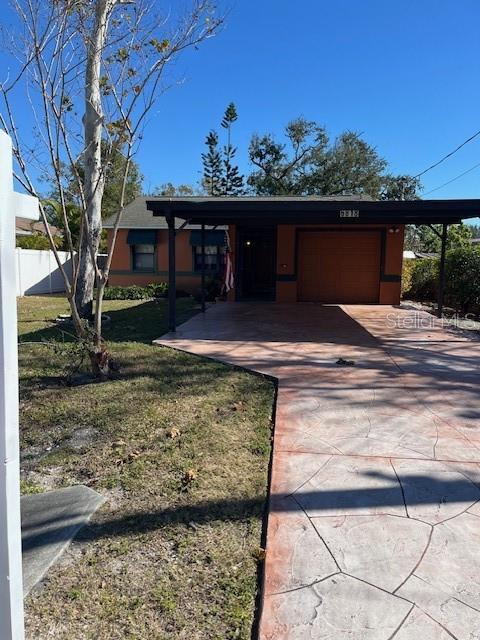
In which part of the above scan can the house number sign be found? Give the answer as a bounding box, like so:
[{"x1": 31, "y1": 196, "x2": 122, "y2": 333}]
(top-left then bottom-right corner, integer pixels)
[{"x1": 339, "y1": 209, "x2": 360, "y2": 218}]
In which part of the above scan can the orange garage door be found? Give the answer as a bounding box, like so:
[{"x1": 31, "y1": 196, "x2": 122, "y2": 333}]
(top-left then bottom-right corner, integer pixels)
[{"x1": 297, "y1": 231, "x2": 381, "y2": 303}]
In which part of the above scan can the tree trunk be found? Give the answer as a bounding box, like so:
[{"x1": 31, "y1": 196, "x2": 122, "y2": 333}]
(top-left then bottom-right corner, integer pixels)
[{"x1": 75, "y1": 0, "x2": 111, "y2": 319}]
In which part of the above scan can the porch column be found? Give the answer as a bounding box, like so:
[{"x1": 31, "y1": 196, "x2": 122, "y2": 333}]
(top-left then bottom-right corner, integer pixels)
[
  {"x1": 437, "y1": 223, "x2": 448, "y2": 318},
  {"x1": 201, "y1": 223, "x2": 206, "y2": 313},
  {"x1": 167, "y1": 214, "x2": 176, "y2": 332}
]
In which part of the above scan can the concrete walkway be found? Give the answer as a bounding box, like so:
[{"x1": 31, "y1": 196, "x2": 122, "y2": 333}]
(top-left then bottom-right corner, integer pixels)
[
  {"x1": 156, "y1": 303, "x2": 480, "y2": 639},
  {"x1": 22, "y1": 485, "x2": 104, "y2": 595}
]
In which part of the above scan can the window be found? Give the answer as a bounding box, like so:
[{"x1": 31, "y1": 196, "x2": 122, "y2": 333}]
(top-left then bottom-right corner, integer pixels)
[
  {"x1": 193, "y1": 245, "x2": 226, "y2": 273},
  {"x1": 132, "y1": 244, "x2": 155, "y2": 272}
]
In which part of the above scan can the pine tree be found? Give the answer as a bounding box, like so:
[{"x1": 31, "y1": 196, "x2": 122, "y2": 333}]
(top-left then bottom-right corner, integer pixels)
[
  {"x1": 201, "y1": 130, "x2": 223, "y2": 196},
  {"x1": 220, "y1": 102, "x2": 244, "y2": 195}
]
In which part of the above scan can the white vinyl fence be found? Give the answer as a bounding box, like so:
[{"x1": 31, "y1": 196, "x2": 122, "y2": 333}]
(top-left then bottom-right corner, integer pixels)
[{"x1": 15, "y1": 248, "x2": 72, "y2": 296}]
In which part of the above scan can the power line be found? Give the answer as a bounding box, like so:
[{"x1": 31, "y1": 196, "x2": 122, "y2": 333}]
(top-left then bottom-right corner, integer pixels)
[
  {"x1": 414, "y1": 129, "x2": 480, "y2": 178},
  {"x1": 421, "y1": 160, "x2": 480, "y2": 196}
]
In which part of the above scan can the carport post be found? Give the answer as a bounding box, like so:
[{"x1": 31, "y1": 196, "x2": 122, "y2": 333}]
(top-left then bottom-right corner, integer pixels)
[
  {"x1": 437, "y1": 223, "x2": 448, "y2": 318},
  {"x1": 167, "y1": 214, "x2": 176, "y2": 332},
  {"x1": 201, "y1": 224, "x2": 206, "y2": 313}
]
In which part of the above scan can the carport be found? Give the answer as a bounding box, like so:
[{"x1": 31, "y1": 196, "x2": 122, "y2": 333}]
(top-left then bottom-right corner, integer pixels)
[{"x1": 145, "y1": 196, "x2": 480, "y2": 331}]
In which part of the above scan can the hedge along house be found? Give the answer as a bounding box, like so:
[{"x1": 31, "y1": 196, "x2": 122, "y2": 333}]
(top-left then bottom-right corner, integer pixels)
[
  {"x1": 142, "y1": 196, "x2": 480, "y2": 332},
  {"x1": 104, "y1": 197, "x2": 228, "y2": 293}
]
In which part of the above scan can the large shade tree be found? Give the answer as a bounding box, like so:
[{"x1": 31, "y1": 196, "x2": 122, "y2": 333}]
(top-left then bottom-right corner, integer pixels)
[
  {"x1": 247, "y1": 117, "x2": 420, "y2": 199},
  {"x1": 1, "y1": 0, "x2": 222, "y2": 376}
]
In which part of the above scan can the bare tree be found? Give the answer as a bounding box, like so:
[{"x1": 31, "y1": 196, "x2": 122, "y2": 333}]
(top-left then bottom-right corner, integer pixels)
[{"x1": 1, "y1": 0, "x2": 222, "y2": 377}]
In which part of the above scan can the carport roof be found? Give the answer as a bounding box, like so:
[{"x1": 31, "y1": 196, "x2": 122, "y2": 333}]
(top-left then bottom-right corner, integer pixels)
[{"x1": 146, "y1": 195, "x2": 480, "y2": 226}]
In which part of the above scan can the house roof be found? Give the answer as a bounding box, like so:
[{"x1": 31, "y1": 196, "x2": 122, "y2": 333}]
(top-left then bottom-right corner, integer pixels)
[
  {"x1": 145, "y1": 196, "x2": 480, "y2": 226},
  {"x1": 403, "y1": 250, "x2": 438, "y2": 259},
  {"x1": 15, "y1": 217, "x2": 61, "y2": 237},
  {"x1": 103, "y1": 197, "x2": 226, "y2": 230}
]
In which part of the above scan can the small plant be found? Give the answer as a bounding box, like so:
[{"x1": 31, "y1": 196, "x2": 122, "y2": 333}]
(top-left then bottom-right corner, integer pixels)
[
  {"x1": 145, "y1": 282, "x2": 168, "y2": 298},
  {"x1": 192, "y1": 274, "x2": 223, "y2": 303},
  {"x1": 20, "y1": 479, "x2": 44, "y2": 495}
]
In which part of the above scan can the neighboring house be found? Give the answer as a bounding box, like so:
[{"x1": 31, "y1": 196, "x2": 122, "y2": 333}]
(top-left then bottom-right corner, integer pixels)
[
  {"x1": 15, "y1": 217, "x2": 61, "y2": 238},
  {"x1": 104, "y1": 197, "x2": 227, "y2": 292},
  {"x1": 403, "y1": 250, "x2": 438, "y2": 260},
  {"x1": 472, "y1": 237, "x2": 480, "y2": 245}
]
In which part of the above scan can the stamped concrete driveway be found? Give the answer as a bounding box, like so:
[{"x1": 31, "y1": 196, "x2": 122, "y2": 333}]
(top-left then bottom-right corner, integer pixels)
[{"x1": 156, "y1": 303, "x2": 480, "y2": 639}]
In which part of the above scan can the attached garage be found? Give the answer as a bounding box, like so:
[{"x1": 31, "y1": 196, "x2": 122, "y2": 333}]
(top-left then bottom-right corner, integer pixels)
[{"x1": 297, "y1": 230, "x2": 381, "y2": 303}]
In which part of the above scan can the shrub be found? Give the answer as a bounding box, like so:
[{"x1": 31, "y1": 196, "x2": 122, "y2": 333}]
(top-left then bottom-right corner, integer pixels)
[
  {"x1": 403, "y1": 258, "x2": 439, "y2": 301},
  {"x1": 145, "y1": 282, "x2": 168, "y2": 298},
  {"x1": 16, "y1": 233, "x2": 62, "y2": 250},
  {"x1": 444, "y1": 246, "x2": 480, "y2": 313},
  {"x1": 401, "y1": 260, "x2": 415, "y2": 297},
  {"x1": 402, "y1": 246, "x2": 480, "y2": 315},
  {"x1": 103, "y1": 285, "x2": 146, "y2": 300},
  {"x1": 103, "y1": 284, "x2": 166, "y2": 300},
  {"x1": 192, "y1": 274, "x2": 224, "y2": 303},
  {"x1": 101, "y1": 283, "x2": 193, "y2": 300}
]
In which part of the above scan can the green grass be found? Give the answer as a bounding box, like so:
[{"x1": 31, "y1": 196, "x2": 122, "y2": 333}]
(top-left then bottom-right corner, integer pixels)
[
  {"x1": 18, "y1": 295, "x2": 197, "y2": 344},
  {"x1": 19, "y1": 296, "x2": 274, "y2": 640}
]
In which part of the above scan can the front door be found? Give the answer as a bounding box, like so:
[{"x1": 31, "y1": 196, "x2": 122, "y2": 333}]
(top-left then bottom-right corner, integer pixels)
[{"x1": 237, "y1": 226, "x2": 276, "y2": 301}]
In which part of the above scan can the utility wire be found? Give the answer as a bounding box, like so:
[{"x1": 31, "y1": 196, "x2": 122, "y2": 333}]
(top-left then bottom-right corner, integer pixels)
[
  {"x1": 421, "y1": 160, "x2": 480, "y2": 196},
  {"x1": 414, "y1": 129, "x2": 480, "y2": 178}
]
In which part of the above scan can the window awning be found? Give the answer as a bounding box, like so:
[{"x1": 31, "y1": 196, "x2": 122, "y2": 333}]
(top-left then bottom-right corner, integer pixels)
[
  {"x1": 189, "y1": 230, "x2": 226, "y2": 246},
  {"x1": 127, "y1": 229, "x2": 157, "y2": 245}
]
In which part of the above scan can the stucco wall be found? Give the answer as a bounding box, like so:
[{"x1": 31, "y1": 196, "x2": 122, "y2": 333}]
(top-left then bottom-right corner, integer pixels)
[
  {"x1": 107, "y1": 228, "x2": 202, "y2": 291},
  {"x1": 108, "y1": 223, "x2": 405, "y2": 304}
]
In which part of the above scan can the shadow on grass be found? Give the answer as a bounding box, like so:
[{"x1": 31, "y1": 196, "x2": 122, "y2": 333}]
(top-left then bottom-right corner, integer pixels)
[
  {"x1": 22, "y1": 473, "x2": 480, "y2": 550},
  {"x1": 18, "y1": 346, "x2": 257, "y2": 409},
  {"x1": 18, "y1": 299, "x2": 199, "y2": 346}
]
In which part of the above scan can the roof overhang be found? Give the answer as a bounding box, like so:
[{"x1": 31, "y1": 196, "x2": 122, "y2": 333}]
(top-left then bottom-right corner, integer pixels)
[{"x1": 145, "y1": 197, "x2": 480, "y2": 226}]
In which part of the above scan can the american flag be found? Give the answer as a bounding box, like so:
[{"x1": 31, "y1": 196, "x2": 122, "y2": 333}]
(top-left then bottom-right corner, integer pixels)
[{"x1": 223, "y1": 231, "x2": 234, "y2": 293}]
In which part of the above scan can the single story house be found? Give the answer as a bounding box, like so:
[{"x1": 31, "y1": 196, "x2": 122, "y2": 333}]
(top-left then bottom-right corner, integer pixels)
[
  {"x1": 104, "y1": 197, "x2": 227, "y2": 292},
  {"x1": 15, "y1": 217, "x2": 61, "y2": 238},
  {"x1": 106, "y1": 196, "x2": 480, "y2": 328}
]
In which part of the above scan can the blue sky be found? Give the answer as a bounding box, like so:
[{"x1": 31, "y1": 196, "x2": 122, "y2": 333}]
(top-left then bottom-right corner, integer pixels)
[
  {"x1": 144, "y1": 0, "x2": 480, "y2": 206},
  {"x1": 2, "y1": 0, "x2": 480, "y2": 215}
]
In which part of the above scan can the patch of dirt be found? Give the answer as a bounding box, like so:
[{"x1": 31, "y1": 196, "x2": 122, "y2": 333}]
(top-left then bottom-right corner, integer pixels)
[
  {"x1": 22, "y1": 468, "x2": 67, "y2": 492},
  {"x1": 67, "y1": 426, "x2": 99, "y2": 450}
]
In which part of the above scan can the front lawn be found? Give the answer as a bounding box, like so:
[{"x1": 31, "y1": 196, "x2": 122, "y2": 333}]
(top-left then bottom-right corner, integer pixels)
[{"x1": 18, "y1": 296, "x2": 274, "y2": 640}]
